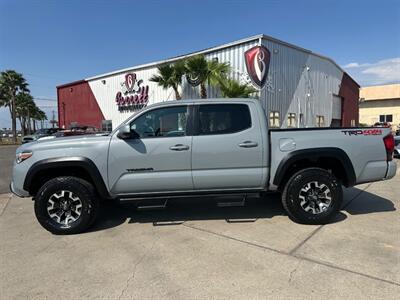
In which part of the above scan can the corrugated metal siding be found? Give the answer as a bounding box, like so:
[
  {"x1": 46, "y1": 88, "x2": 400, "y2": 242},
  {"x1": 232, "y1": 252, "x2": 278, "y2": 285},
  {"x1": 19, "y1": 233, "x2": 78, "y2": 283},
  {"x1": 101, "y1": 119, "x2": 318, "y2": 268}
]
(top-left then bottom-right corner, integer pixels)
[
  {"x1": 89, "y1": 66, "x2": 176, "y2": 127},
  {"x1": 84, "y1": 36, "x2": 350, "y2": 129},
  {"x1": 88, "y1": 39, "x2": 260, "y2": 128},
  {"x1": 260, "y1": 38, "x2": 343, "y2": 128},
  {"x1": 181, "y1": 40, "x2": 260, "y2": 99}
]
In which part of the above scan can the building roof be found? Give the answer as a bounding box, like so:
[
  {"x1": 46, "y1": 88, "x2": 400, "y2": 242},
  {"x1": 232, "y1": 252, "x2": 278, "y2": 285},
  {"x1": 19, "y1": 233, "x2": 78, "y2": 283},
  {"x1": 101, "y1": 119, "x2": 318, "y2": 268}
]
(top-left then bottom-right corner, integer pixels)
[
  {"x1": 58, "y1": 33, "x2": 355, "y2": 87},
  {"x1": 360, "y1": 83, "x2": 400, "y2": 101}
]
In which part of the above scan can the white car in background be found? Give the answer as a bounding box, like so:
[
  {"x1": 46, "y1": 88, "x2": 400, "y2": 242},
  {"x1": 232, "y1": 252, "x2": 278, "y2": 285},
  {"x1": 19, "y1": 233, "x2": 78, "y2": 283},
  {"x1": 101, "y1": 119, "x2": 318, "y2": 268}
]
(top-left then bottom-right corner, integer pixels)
[{"x1": 394, "y1": 136, "x2": 400, "y2": 158}]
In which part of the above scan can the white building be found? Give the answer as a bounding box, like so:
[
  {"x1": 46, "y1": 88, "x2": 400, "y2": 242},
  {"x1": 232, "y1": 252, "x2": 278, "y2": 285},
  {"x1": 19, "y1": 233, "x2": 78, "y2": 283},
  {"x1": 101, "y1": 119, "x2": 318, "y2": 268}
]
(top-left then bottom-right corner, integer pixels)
[{"x1": 57, "y1": 34, "x2": 359, "y2": 131}]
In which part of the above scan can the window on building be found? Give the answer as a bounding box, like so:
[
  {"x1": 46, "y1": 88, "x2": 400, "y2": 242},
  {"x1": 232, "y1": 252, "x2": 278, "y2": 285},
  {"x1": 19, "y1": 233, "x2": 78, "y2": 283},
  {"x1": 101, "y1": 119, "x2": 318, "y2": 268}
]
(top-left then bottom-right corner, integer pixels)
[
  {"x1": 130, "y1": 106, "x2": 188, "y2": 138},
  {"x1": 316, "y1": 115, "x2": 325, "y2": 127},
  {"x1": 287, "y1": 113, "x2": 296, "y2": 128},
  {"x1": 198, "y1": 104, "x2": 251, "y2": 135},
  {"x1": 379, "y1": 114, "x2": 393, "y2": 123},
  {"x1": 269, "y1": 111, "x2": 280, "y2": 128},
  {"x1": 350, "y1": 119, "x2": 356, "y2": 127},
  {"x1": 102, "y1": 120, "x2": 113, "y2": 132}
]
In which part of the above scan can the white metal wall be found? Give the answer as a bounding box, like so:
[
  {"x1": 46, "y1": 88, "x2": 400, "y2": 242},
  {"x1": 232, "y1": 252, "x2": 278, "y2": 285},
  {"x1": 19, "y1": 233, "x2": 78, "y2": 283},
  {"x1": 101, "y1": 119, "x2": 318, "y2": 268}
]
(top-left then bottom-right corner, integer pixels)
[
  {"x1": 89, "y1": 66, "x2": 176, "y2": 127},
  {"x1": 259, "y1": 38, "x2": 343, "y2": 128},
  {"x1": 88, "y1": 37, "x2": 344, "y2": 128}
]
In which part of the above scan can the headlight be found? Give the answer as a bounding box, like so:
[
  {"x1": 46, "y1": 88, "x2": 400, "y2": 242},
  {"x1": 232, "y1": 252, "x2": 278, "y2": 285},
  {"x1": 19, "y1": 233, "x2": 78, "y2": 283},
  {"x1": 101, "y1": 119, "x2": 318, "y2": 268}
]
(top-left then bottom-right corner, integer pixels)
[{"x1": 16, "y1": 152, "x2": 33, "y2": 164}]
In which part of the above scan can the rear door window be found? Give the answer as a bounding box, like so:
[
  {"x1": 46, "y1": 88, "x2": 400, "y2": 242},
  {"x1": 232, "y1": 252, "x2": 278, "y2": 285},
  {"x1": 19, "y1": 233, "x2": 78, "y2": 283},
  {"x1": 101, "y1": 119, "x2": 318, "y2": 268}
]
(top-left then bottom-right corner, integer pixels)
[{"x1": 197, "y1": 104, "x2": 251, "y2": 135}]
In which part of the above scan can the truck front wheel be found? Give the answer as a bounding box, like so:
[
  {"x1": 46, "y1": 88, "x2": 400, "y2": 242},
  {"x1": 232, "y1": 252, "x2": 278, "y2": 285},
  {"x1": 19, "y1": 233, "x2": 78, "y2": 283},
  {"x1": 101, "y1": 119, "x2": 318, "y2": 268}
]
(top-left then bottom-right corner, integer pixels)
[
  {"x1": 34, "y1": 176, "x2": 99, "y2": 234},
  {"x1": 281, "y1": 168, "x2": 343, "y2": 224}
]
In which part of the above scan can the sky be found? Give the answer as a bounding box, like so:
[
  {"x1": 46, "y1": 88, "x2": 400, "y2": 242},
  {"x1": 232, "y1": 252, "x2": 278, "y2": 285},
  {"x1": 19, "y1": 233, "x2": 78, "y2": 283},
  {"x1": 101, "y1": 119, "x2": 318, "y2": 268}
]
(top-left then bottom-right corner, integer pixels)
[{"x1": 1, "y1": 0, "x2": 399, "y2": 129}]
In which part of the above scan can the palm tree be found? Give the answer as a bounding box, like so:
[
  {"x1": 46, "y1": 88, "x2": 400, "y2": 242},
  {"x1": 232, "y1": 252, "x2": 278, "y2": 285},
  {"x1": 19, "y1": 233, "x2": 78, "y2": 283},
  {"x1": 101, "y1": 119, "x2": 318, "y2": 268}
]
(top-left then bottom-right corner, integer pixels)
[
  {"x1": 219, "y1": 78, "x2": 257, "y2": 98},
  {"x1": 15, "y1": 92, "x2": 36, "y2": 135},
  {"x1": 32, "y1": 107, "x2": 47, "y2": 132},
  {"x1": 0, "y1": 84, "x2": 6, "y2": 108},
  {"x1": 185, "y1": 55, "x2": 230, "y2": 98},
  {"x1": 150, "y1": 61, "x2": 186, "y2": 100},
  {"x1": 0, "y1": 70, "x2": 29, "y2": 142}
]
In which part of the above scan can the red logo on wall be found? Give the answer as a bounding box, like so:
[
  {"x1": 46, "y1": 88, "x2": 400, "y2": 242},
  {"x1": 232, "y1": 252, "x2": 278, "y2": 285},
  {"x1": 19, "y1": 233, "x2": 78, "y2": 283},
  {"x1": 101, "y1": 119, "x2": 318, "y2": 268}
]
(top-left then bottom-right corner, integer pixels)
[
  {"x1": 115, "y1": 73, "x2": 149, "y2": 112},
  {"x1": 244, "y1": 45, "x2": 271, "y2": 89},
  {"x1": 125, "y1": 73, "x2": 136, "y2": 92}
]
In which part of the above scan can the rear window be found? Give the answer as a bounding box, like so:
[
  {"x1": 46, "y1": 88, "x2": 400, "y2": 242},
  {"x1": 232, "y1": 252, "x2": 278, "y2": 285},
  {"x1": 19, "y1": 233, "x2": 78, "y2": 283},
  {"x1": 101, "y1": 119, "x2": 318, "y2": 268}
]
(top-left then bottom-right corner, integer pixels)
[{"x1": 198, "y1": 104, "x2": 251, "y2": 135}]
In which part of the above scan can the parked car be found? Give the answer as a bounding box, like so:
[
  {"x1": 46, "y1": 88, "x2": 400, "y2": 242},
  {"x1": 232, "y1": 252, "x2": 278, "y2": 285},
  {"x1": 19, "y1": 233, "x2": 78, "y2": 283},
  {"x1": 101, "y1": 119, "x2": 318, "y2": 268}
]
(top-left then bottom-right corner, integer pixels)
[
  {"x1": 394, "y1": 136, "x2": 400, "y2": 158},
  {"x1": 52, "y1": 125, "x2": 98, "y2": 138},
  {"x1": 373, "y1": 122, "x2": 391, "y2": 128},
  {"x1": 22, "y1": 128, "x2": 61, "y2": 144},
  {"x1": 10, "y1": 98, "x2": 397, "y2": 234}
]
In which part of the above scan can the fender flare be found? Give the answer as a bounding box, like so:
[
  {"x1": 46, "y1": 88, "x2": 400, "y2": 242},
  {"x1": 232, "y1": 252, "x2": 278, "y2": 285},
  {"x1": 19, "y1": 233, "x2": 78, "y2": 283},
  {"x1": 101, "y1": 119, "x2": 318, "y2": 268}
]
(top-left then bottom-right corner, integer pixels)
[
  {"x1": 23, "y1": 157, "x2": 110, "y2": 198},
  {"x1": 273, "y1": 147, "x2": 356, "y2": 187}
]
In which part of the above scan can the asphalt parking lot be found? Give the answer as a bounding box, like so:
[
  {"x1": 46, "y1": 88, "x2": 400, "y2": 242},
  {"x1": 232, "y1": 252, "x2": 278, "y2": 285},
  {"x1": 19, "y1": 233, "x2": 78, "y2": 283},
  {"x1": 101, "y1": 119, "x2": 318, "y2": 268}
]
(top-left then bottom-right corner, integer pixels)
[{"x1": 0, "y1": 146, "x2": 399, "y2": 299}]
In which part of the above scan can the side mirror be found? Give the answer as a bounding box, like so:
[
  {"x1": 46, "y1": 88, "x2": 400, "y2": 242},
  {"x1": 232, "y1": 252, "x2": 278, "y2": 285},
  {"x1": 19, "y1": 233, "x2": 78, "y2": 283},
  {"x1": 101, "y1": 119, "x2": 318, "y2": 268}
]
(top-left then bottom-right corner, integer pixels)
[{"x1": 117, "y1": 125, "x2": 131, "y2": 139}]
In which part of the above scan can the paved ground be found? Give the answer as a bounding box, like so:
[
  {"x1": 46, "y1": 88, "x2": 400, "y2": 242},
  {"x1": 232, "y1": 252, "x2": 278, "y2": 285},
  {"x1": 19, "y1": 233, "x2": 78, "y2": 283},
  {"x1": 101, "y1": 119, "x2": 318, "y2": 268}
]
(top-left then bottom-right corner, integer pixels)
[{"x1": 0, "y1": 145, "x2": 399, "y2": 299}]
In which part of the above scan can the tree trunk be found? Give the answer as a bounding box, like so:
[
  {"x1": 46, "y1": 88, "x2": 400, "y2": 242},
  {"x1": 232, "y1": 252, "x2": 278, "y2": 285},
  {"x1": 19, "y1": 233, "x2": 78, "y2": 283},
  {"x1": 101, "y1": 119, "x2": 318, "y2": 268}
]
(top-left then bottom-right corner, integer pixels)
[
  {"x1": 27, "y1": 110, "x2": 31, "y2": 135},
  {"x1": 200, "y1": 83, "x2": 207, "y2": 99},
  {"x1": 173, "y1": 86, "x2": 181, "y2": 100},
  {"x1": 11, "y1": 94, "x2": 17, "y2": 143},
  {"x1": 22, "y1": 117, "x2": 26, "y2": 136},
  {"x1": 33, "y1": 120, "x2": 36, "y2": 132},
  {"x1": 18, "y1": 117, "x2": 24, "y2": 136},
  {"x1": 24, "y1": 119, "x2": 27, "y2": 135}
]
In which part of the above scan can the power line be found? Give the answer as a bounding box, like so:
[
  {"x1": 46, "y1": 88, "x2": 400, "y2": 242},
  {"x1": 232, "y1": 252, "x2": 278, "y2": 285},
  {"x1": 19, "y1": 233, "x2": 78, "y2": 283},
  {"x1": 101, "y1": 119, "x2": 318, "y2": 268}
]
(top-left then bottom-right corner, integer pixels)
[
  {"x1": 34, "y1": 97, "x2": 57, "y2": 101},
  {"x1": 25, "y1": 73, "x2": 66, "y2": 80}
]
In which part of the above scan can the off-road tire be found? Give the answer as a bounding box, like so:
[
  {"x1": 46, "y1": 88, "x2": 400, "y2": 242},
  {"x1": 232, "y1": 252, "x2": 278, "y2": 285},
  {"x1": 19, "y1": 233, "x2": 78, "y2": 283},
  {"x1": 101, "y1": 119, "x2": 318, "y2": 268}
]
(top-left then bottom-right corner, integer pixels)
[
  {"x1": 281, "y1": 167, "x2": 343, "y2": 224},
  {"x1": 34, "y1": 176, "x2": 99, "y2": 234}
]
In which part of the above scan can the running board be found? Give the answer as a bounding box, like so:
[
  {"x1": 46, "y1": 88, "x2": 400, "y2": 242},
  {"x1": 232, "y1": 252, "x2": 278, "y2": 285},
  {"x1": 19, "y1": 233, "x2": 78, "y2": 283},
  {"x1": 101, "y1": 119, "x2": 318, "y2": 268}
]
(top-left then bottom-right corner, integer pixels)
[
  {"x1": 136, "y1": 200, "x2": 168, "y2": 211},
  {"x1": 119, "y1": 192, "x2": 259, "y2": 202},
  {"x1": 217, "y1": 195, "x2": 247, "y2": 207}
]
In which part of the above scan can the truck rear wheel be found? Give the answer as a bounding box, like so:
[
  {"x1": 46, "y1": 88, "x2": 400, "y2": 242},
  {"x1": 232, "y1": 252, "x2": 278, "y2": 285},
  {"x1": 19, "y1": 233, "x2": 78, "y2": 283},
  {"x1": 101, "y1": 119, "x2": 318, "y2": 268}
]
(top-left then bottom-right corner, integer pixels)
[
  {"x1": 281, "y1": 168, "x2": 342, "y2": 224},
  {"x1": 34, "y1": 176, "x2": 99, "y2": 235}
]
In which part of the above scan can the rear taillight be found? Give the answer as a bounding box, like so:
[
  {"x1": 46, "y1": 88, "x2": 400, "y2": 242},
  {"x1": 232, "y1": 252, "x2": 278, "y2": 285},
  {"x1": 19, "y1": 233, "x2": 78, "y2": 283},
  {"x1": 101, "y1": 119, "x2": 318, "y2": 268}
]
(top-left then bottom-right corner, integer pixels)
[{"x1": 383, "y1": 134, "x2": 395, "y2": 161}]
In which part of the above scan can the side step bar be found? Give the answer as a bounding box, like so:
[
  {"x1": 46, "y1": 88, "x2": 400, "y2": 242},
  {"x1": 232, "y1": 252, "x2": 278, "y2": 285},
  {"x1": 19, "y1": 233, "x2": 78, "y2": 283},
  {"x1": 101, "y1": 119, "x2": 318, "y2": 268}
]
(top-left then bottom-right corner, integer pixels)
[
  {"x1": 136, "y1": 199, "x2": 168, "y2": 211},
  {"x1": 216, "y1": 195, "x2": 247, "y2": 207},
  {"x1": 120, "y1": 194, "x2": 252, "y2": 211}
]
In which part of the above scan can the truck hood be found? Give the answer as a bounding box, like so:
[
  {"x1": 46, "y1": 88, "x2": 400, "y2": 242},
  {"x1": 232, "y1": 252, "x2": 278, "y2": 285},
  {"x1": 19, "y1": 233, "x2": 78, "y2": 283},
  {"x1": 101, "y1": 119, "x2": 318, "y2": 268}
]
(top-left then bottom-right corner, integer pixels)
[{"x1": 16, "y1": 134, "x2": 111, "y2": 154}]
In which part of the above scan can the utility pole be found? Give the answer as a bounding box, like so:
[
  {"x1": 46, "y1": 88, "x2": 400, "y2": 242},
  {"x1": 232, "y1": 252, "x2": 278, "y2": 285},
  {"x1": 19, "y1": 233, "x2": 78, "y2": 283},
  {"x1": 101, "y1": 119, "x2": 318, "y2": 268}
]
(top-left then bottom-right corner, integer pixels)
[{"x1": 49, "y1": 110, "x2": 58, "y2": 128}]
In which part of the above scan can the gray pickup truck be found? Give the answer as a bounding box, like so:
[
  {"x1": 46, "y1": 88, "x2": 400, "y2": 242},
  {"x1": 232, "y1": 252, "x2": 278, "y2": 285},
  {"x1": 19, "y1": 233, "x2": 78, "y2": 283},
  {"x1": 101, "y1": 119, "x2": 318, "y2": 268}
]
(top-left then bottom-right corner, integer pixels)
[{"x1": 10, "y1": 99, "x2": 397, "y2": 234}]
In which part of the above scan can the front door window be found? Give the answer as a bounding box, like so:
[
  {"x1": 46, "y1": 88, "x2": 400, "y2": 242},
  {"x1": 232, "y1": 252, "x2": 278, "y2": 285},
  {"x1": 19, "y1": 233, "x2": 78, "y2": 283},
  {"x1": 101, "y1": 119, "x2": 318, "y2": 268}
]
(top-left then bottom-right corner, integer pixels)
[{"x1": 130, "y1": 106, "x2": 188, "y2": 138}]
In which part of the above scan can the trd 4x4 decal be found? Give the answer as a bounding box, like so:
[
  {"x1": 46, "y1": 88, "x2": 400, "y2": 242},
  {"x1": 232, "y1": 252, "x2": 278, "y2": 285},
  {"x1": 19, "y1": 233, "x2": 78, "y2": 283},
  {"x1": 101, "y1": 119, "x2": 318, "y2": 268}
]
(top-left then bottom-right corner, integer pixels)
[{"x1": 342, "y1": 129, "x2": 383, "y2": 136}]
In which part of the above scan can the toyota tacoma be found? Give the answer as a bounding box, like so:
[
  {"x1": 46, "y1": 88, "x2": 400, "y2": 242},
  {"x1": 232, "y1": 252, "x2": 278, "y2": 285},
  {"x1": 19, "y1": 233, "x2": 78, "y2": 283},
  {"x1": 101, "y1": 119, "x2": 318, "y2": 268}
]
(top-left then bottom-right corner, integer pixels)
[{"x1": 10, "y1": 99, "x2": 397, "y2": 234}]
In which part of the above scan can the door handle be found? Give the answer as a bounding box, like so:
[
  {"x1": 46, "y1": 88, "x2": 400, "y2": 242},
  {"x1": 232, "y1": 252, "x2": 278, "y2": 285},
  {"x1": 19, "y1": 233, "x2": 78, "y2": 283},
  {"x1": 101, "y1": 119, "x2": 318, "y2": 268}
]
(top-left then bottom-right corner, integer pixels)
[
  {"x1": 238, "y1": 141, "x2": 258, "y2": 148},
  {"x1": 169, "y1": 144, "x2": 190, "y2": 151}
]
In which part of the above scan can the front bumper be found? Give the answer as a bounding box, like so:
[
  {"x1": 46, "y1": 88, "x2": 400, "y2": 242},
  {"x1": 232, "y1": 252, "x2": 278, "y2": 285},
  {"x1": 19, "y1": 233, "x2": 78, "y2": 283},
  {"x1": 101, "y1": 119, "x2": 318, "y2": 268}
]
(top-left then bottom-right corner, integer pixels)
[
  {"x1": 385, "y1": 160, "x2": 397, "y2": 180},
  {"x1": 10, "y1": 181, "x2": 30, "y2": 198}
]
